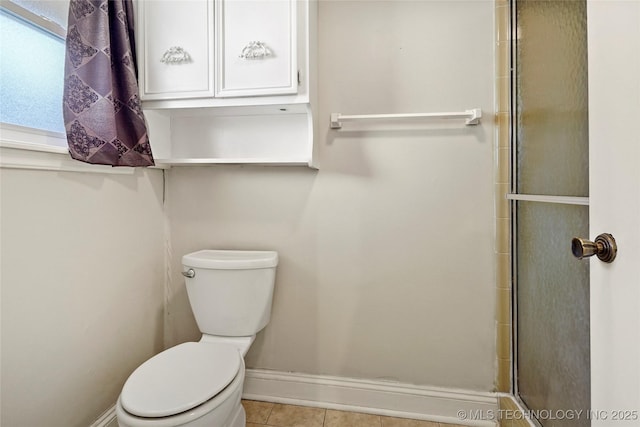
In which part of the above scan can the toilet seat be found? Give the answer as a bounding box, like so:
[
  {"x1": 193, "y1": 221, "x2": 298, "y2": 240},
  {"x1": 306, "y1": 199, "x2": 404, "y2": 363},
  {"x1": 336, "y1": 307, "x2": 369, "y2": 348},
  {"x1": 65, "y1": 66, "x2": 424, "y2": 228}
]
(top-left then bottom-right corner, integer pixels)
[{"x1": 120, "y1": 342, "x2": 241, "y2": 418}]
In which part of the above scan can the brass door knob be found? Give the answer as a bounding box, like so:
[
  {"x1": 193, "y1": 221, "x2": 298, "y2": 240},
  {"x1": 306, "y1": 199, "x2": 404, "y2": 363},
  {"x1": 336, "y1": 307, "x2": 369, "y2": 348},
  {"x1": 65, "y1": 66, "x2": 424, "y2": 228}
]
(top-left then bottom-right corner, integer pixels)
[{"x1": 571, "y1": 233, "x2": 617, "y2": 263}]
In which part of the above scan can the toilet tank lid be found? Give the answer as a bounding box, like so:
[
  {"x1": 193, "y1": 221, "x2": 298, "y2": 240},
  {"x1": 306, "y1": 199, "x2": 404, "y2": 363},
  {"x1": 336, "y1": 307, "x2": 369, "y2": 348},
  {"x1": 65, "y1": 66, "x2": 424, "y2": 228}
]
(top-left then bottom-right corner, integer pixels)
[{"x1": 182, "y1": 250, "x2": 278, "y2": 270}]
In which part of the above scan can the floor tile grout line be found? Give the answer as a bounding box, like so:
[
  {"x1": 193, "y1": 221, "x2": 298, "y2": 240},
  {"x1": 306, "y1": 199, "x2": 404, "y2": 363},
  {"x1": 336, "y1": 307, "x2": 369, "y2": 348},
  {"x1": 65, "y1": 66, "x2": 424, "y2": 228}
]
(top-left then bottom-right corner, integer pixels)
[{"x1": 265, "y1": 401, "x2": 275, "y2": 425}]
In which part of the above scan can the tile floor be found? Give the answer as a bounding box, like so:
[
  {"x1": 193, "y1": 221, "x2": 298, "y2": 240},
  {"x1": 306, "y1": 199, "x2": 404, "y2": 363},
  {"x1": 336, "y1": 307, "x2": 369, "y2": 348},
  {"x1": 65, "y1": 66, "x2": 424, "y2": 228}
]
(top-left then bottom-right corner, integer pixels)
[{"x1": 242, "y1": 400, "x2": 469, "y2": 427}]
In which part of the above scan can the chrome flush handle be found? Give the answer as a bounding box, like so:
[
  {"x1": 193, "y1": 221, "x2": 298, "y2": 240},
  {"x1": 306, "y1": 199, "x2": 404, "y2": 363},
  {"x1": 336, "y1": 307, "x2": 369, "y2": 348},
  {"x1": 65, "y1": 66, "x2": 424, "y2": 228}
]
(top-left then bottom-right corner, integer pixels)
[{"x1": 181, "y1": 269, "x2": 195, "y2": 278}]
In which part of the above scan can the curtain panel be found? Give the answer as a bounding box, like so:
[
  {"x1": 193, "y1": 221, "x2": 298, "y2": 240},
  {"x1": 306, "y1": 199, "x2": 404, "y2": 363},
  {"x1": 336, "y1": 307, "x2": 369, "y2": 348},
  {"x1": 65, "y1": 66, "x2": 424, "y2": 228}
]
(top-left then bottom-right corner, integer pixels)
[{"x1": 63, "y1": 0, "x2": 154, "y2": 166}]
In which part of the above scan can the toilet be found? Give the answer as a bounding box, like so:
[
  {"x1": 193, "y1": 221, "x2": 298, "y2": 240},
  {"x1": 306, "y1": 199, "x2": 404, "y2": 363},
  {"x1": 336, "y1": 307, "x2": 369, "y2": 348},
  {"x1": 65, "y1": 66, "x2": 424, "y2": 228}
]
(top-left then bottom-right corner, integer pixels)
[{"x1": 115, "y1": 249, "x2": 278, "y2": 427}]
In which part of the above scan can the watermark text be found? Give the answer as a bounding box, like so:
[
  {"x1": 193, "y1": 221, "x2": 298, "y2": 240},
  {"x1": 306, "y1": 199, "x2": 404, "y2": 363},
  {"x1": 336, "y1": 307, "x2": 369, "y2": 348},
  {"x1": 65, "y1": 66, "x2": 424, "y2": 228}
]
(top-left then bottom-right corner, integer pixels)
[{"x1": 457, "y1": 409, "x2": 639, "y2": 422}]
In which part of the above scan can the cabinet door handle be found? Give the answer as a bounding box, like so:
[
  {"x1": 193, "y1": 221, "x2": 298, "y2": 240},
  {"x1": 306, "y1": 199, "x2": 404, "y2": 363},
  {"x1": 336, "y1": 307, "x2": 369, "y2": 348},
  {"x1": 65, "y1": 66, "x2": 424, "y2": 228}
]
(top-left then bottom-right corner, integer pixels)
[
  {"x1": 161, "y1": 46, "x2": 192, "y2": 64},
  {"x1": 239, "y1": 41, "x2": 271, "y2": 59}
]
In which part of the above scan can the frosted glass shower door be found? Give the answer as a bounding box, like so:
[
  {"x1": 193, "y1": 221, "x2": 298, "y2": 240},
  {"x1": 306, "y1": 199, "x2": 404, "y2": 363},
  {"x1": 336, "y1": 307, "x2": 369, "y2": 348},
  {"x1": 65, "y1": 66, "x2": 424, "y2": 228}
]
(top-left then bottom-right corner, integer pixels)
[{"x1": 513, "y1": 1, "x2": 590, "y2": 425}]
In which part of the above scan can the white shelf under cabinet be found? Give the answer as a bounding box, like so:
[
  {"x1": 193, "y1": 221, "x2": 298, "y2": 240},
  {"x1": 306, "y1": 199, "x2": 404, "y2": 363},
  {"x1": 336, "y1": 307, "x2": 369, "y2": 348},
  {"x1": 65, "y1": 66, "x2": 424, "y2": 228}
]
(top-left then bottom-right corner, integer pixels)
[{"x1": 144, "y1": 105, "x2": 316, "y2": 168}]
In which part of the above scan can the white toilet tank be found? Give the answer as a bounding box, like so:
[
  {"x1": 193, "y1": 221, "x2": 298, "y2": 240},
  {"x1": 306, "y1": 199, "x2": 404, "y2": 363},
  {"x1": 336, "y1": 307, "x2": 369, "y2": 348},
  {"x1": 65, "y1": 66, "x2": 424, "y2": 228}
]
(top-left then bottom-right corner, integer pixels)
[{"x1": 182, "y1": 250, "x2": 278, "y2": 337}]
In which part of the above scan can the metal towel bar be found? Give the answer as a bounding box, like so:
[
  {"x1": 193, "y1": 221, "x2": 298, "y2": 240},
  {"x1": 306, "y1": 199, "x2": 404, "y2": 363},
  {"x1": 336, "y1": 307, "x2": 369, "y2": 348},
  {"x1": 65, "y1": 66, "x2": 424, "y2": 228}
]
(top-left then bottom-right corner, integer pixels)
[{"x1": 330, "y1": 108, "x2": 482, "y2": 129}]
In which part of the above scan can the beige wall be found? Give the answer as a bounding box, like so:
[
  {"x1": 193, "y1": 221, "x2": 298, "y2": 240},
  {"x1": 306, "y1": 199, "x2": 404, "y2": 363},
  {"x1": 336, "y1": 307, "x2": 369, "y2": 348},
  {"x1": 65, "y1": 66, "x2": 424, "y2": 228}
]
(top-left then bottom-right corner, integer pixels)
[
  {"x1": 167, "y1": 0, "x2": 497, "y2": 391},
  {"x1": 0, "y1": 168, "x2": 165, "y2": 427}
]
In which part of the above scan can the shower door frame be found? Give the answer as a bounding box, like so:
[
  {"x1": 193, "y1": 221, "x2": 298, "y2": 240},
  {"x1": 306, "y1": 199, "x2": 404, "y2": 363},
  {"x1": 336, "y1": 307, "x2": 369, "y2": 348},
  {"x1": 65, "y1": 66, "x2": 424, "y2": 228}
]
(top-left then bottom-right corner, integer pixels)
[
  {"x1": 509, "y1": 0, "x2": 640, "y2": 421},
  {"x1": 507, "y1": 0, "x2": 591, "y2": 418}
]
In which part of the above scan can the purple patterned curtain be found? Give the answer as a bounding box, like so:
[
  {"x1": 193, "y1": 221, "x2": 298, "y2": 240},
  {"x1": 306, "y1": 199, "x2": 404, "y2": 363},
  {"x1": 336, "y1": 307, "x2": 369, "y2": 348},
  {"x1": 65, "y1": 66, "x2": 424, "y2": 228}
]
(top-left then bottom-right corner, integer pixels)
[{"x1": 63, "y1": 0, "x2": 154, "y2": 167}]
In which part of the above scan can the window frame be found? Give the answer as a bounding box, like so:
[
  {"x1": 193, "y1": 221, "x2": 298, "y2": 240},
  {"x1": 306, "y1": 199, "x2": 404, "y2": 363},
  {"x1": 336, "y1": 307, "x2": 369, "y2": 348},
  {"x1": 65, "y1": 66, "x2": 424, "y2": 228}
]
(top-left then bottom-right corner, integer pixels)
[{"x1": 2, "y1": 0, "x2": 67, "y2": 39}]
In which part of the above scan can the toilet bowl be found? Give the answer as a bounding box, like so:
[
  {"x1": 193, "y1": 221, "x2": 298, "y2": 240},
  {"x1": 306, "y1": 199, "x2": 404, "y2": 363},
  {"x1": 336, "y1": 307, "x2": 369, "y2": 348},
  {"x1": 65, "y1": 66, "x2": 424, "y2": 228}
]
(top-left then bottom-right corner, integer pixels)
[
  {"x1": 115, "y1": 339, "x2": 247, "y2": 427},
  {"x1": 116, "y1": 250, "x2": 278, "y2": 427}
]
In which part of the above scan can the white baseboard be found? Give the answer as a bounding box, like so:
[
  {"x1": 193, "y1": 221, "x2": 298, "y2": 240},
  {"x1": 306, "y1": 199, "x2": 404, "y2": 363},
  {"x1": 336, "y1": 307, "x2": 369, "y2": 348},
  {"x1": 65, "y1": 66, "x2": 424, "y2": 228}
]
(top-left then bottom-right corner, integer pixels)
[
  {"x1": 89, "y1": 405, "x2": 118, "y2": 427},
  {"x1": 243, "y1": 369, "x2": 499, "y2": 427},
  {"x1": 94, "y1": 371, "x2": 499, "y2": 427}
]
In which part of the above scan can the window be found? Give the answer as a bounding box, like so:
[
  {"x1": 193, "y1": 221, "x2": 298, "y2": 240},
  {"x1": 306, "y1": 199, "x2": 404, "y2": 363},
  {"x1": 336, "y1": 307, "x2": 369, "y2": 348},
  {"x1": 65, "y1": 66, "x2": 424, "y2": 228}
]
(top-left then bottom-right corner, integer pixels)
[
  {"x1": 0, "y1": 1, "x2": 136, "y2": 173},
  {"x1": 1, "y1": 0, "x2": 68, "y2": 141}
]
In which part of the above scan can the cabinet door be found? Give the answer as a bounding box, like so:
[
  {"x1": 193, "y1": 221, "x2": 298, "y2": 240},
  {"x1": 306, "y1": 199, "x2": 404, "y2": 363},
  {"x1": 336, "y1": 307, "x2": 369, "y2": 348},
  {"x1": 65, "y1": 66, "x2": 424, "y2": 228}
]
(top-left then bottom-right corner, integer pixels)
[
  {"x1": 139, "y1": 0, "x2": 214, "y2": 100},
  {"x1": 215, "y1": 0, "x2": 297, "y2": 97}
]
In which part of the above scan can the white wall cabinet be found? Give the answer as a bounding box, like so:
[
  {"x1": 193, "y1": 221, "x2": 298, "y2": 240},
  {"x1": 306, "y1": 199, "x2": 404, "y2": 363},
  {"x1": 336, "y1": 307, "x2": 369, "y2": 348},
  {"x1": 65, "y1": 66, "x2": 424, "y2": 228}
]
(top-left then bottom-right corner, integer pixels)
[
  {"x1": 139, "y1": 0, "x2": 214, "y2": 100},
  {"x1": 135, "y1": 0, "x2": 316, "y2": 167},
  {"x1": 215, "y1": 0, "x2": 298, "y2": 98}
]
